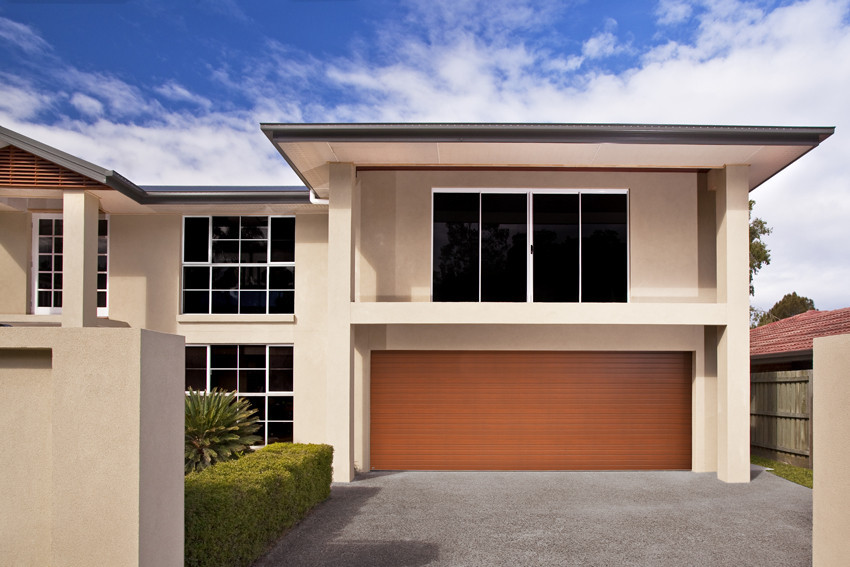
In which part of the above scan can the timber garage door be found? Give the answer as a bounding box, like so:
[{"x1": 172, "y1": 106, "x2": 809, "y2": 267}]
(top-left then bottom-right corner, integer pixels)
[{"x1": 370, "y1": 351, "x2": 692, "y2": 471}]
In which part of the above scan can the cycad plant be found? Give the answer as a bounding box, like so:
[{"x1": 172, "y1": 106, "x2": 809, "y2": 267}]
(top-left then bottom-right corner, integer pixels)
[{"x1": 185, "y1": 388, "x2": 262, "y2": 474}]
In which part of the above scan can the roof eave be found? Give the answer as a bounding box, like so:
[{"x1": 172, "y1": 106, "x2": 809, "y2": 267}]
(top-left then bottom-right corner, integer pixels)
[
  {"x1": 751, "y1": 349, "x2": 813, "y2": 363},
  {"x1": 260, "y1": 122, "x2": 835, "y2": 146}
]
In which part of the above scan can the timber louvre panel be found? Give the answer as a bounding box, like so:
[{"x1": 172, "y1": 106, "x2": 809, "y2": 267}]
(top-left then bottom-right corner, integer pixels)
[
  {"x1": 0, "y1": 146, "x2": 105, "y2": 189},
  {"x1": 370, "y1": 351, "x2": 692, "y2": 471}
]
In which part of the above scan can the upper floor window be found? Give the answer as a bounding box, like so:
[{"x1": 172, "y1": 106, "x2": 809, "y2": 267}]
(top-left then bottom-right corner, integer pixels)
[
  {"x1": 32, "y1": 213, "x2": 109, "y2": 316},
  {"x1": 432, "y1": 190, "x2": 627, "y2": 303},
  {"x1": 182, "y1": 216, "x2": 295, "y2": 314}
]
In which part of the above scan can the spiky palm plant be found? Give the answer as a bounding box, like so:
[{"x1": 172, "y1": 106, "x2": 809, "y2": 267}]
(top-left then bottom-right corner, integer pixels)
[{"x1": 185, "y1": 388, "x2": 262, "y2": 474}]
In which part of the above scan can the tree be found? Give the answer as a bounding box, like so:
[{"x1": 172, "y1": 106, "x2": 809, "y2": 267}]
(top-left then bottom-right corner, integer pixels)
[
  {"x1": 749, "y1": 199, "x2": 772, "y2": 296},
  {"x1": 756, "y1": 292, "x2": 815, "y2": 326}
]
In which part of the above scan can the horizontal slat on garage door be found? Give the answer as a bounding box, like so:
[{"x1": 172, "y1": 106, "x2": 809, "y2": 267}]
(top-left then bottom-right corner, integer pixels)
[{"x1": 371, "y1": 351, "x2": 691, "y2": 471}]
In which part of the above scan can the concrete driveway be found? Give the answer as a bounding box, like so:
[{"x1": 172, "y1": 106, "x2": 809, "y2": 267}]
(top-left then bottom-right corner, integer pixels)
[{"x1": 254, "y1": 466, "x2": 812, "y2": 567}]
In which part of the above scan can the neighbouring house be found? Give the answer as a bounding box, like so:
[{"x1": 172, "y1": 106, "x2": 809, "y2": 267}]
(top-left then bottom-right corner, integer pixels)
[
  {"x1": 0, "y1": 122, "x2": 834, "y2": 483},
  {"x1": 751, "y1": 307, "x2": 850, "y2": 372},
  {"x1": 750, "y1": 307, "x2": 850, "y2": 468}
]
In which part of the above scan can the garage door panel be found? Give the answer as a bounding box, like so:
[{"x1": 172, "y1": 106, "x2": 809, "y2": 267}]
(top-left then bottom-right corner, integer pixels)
[{"x1": 371, "y1": 350, "x2": 692, "y2": 471}]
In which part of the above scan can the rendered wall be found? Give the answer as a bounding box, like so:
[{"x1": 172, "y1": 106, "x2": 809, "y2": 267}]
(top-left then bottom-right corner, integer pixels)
[
  {"x1": 109, "y1": 214, "x2": 182, "y2": 333},
  {"x1": 0, "y1": 211, "x2": 31, "y2": 314},
  {"x1": 0, "y1": 347, "x2": 52, "y2": 565},
  {"x1": 813, "y1": 333, "x2": 850, "y2": 566},
  {"x1": 0, "y1": 327, "x2": 184, "y2": 567},
  {"x1": 356, "y1": 170, "x2": 703, "y2": 303},
  {"x1": 293, "y1": 212, "x2": 329, "y2": 446}
]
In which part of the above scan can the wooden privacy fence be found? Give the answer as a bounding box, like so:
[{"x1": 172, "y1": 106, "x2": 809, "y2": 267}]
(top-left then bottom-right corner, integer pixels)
[{"x1": 750, "y1": 370, "x2": 812, "y2": 468}]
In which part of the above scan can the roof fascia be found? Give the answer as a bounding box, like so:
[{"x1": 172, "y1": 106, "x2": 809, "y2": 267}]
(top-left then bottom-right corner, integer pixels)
[
  {"x1": 261, "y1": 127, "x2": 316, "y2": 191},
  {"x1": 137, "y1": 186, "x2": 311, "y2": 205},
  {"x1": 261, "y1": 123, "x2": 835, "y2": 147},
  {"x1": 751, "y1": 349, "x2": 813, "y2": 363}
]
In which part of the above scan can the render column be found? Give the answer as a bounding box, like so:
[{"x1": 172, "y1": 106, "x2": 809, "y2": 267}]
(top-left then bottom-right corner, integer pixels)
[
  {"x1": 61, "y1": 190, "x2": 99, "y2": 327},
  {"x1": 326, "y1": 163, "x2": 357, "y2": 482},
  {"x1": 711, "y1": 165, "x2": 751, "y2": 483}
]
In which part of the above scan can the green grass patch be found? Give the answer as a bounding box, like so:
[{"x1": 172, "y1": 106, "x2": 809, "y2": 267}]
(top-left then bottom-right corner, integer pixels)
[
  {"x1": 751, "y1": 455, "x2": 813, "y2": 489},
  {"x1": 185, "y1": 443, "x2": 333, "y2": 567}
]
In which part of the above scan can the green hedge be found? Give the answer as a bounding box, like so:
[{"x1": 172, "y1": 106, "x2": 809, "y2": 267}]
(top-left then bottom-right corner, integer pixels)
[{"x1": 185, "y1": 443, "x2": 333, "y2": 567}]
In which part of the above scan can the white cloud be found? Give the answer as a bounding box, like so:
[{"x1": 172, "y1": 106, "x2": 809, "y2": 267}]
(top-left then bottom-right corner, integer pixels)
[
  {"x1": 582, "y1": 31, "x2": 621, "y2": 59},
  {"x1": 69, "y1": 93, "x2": 104, "y2": 118},
  {"x1": 0, "y1": 17, "x2": 50, "y2": 54},
  {"x1": 656, "y1": 0, "x2": 695, "y2": 25},
  {"x1": 155, "y1": 81, "x2": 213, "y2": 109},
  {"x1": 0, "y1": 78, "x2": 54, "y2": 120}
]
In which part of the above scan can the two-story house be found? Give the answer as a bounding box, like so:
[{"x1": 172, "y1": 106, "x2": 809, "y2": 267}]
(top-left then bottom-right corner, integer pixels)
[{"x1": 1, "y1": 122, "x2": 833, "y2": 483}]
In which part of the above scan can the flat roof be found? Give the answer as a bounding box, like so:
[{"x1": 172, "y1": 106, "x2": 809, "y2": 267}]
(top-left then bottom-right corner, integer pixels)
[{"x1": 261, "y1": 122, "x2": 834, "y2": 197}]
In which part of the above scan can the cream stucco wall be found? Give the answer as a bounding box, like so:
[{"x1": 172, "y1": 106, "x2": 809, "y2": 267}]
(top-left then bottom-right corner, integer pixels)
[
  {"x1": 0, "y1": 327, "x2": 184, "y2": 567},
  {"x1": 0, "y1": 211, "x2": 30, "y2": 315},
  {"x1": 109, "y1": 214, "x2": 182, "y2": 333},
  {"x1": 813, "y1": 333, "x2": 850, "y2": 566},
  {"x1": 0, "y1": 347, "x2": 52, "y2": 566},
  {"x1": 356, "y1": 169, "x2": 706, "y2": 304},
  {"x1": 293, "y1": 212, "x2": 329, "y2": 446}
]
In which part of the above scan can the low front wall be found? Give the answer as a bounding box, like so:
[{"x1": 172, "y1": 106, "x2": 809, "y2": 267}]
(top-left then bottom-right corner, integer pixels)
[
  {"x1": 813, "y1": 333, "x2": 850, "y2": 566},
  {"x1": 0, "y1": 327, "x2": 184, "y2": 567}
]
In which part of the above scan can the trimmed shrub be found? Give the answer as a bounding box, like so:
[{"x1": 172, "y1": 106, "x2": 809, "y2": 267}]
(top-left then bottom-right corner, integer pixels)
[{"x1": 185, "y1": 443, "x2": 333, "y2": 567}]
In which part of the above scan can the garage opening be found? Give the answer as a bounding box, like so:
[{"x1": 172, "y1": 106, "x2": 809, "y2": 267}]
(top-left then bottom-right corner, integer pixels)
[{"x1": 370, "y1": 350, "x2": 692, "y2": 471}]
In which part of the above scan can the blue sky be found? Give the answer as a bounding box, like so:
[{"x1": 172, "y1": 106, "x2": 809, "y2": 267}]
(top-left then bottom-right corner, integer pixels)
[{"x1": 1, "y1": 0, "x2": 849, "y2": 310}]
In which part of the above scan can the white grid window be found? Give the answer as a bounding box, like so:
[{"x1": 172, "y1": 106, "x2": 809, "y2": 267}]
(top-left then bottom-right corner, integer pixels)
[
  {"x1": 185, "y1": 344, "x2": 294, "y2": 445},
  {"x1": 32, "y1": 213, "x2": 109, "y2": 316},
  {"x1": 182, "y1": 216, "x2": 294, "y2": 314}
]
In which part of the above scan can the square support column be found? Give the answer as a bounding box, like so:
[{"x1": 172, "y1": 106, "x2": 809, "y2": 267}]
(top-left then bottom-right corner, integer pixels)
[
  {"x1": 711, "y1": 165, "x2": 751, "y2": 483},
  {"x1": 61, "y1": 190, "x2": 99, "y2": 327},
  {"x1": 326, "y1": 163, "x2": 357, "y2": 482}
]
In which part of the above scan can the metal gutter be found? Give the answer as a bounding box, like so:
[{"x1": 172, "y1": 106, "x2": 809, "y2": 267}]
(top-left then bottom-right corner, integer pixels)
[
  {"x1": 751, "y1": 349, "x2": 813, "y2": 364},
  {"x1": 261, "y1": 123, "x2": 835, "y2": 147},
  {"x1": 138, "y1": 186, "x2": 311, "y2": 205}
]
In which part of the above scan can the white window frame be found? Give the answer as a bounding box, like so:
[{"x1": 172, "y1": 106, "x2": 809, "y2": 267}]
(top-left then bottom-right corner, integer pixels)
[
  {"x1": 185, "y1": 344, "x2": 294, "y2": 446},
  {"x1": 31, "y1": 212, "x2": 109, "y2": 317},
  {"x1": 431, "y1": 188, "x2": 630, "y2": 303},
  {"x1": 181, "y1": 215, "x2": 295, "y2": 315}
]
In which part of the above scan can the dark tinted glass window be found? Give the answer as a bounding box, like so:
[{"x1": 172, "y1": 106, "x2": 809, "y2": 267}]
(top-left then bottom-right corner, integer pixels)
[
  {"x1": 183, "y1": 218, "x2": 210, "y2": 262},
  {"x1": 270, "y1": 218, "x2": 295, "y2": 262},
  {"x1": 212, "y1": 216, "x2": 239, "y2": 239},
  {"x1": 533, "y1": 194, "x2": 579, "y2": 302},
  {"x1": 433, "y1": 193, "x2": 479, "y2": 301},
  {"x1": 182, "y1": 216, "x2": 294, "y2": 314},
  {"x1": 581, "y1": 194, "x2": 628, "y2": 303},
  {"x1": 481, "y1": 194, "x2": 527, "y2": 302},
  {"x1": 210, "y1": 345, "x2": 238, "y2": 368},
  {"x1": 268, "y1": 422, "x2": 293, "y2": 443}
]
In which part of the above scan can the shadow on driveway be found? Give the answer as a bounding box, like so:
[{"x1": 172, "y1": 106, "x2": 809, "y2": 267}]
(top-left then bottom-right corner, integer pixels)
[
  {"x1": 254, "y1": 466, "x2": 811, "y2": 567},
  {"x1": 253, "y1": 481, "x2": 438, "y2": 567}
]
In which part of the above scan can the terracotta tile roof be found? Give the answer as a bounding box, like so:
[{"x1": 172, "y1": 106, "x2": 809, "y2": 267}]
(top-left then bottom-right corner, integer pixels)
[{"x1": 750, "y1": 307, "x2": 850, "y2": 357}]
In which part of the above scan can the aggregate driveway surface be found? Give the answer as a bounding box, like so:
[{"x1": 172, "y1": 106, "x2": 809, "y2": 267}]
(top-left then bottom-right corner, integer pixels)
[{"x1": 254, "y1": 466, "x2": 812, "y2": 567}]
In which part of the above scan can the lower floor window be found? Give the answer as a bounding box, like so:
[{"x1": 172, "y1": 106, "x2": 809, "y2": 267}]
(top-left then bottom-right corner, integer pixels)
[{"x1": 184, "y1": 344, "x2": 293, "y2": 444}]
